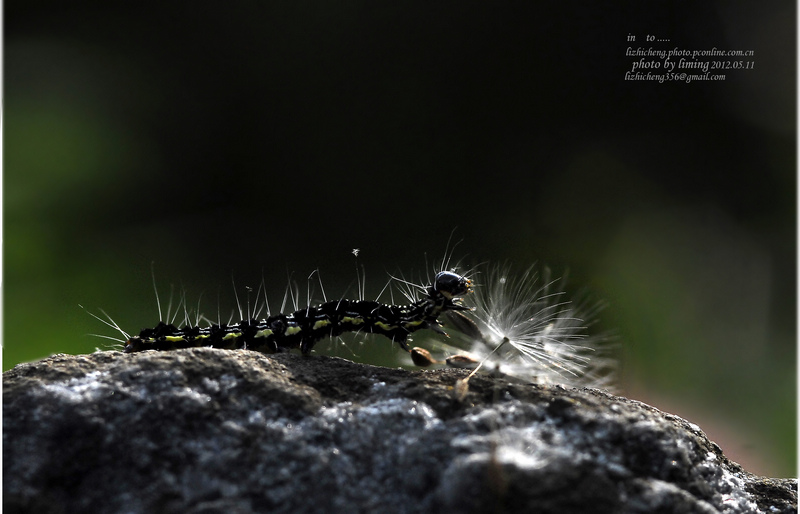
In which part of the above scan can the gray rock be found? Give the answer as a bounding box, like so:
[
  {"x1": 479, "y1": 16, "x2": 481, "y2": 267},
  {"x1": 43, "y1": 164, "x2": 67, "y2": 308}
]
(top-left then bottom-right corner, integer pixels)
[{"x1": 3, "y1": 349, "x2": 796, "y2": 514}]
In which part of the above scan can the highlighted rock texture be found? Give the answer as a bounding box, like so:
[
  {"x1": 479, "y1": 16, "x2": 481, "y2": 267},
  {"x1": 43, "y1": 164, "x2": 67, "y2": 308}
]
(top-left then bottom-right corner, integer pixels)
[{"x1": 3, "y1": 349, "x2": 796, "y2": 513}]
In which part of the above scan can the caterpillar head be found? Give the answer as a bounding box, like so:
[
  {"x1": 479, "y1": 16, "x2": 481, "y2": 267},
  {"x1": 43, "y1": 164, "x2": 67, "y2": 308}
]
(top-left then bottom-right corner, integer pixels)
[{"x1": 432, "y1": 271, "x2": 472, "y2": 299}]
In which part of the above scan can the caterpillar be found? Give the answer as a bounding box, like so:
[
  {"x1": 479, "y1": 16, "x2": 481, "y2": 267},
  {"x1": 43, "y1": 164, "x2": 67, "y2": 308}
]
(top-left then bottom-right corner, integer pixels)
[
  {"x1": 90, "y1": 256, "x2": 614, "y2": 392},
  {"x1": 121, "y1": 270, "x2": 473, "y2": 355}
]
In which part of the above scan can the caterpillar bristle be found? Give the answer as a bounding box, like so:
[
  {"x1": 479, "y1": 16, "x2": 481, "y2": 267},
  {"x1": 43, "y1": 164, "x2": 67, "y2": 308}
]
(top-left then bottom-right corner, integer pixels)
[{"x1": 80, "y1": 305, "x2": 131, "y2": 342}]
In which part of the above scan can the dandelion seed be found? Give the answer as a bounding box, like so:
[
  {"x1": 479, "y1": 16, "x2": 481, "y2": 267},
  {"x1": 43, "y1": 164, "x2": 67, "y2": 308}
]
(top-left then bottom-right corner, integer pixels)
[{"x1": 440, "y1": 264, "x2": 615, "y2": 390}]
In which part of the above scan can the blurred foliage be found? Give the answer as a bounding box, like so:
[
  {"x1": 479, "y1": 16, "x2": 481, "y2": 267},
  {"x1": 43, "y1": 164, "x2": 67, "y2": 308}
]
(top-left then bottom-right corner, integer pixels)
[{"x1": 4, "y1": 1, "x2": 795, "y2": 476}]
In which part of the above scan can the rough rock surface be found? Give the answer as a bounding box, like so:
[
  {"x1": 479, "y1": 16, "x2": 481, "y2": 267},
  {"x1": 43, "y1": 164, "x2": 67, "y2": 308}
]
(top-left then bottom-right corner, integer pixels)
[{"x1": 3, "y1": 348, "x2": 796, "y2": 514}]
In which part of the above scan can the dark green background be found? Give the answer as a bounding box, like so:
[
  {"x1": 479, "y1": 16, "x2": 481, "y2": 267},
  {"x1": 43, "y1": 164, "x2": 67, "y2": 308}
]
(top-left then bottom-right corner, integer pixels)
[{"x1": 5, "y1": 2, "x2": 795, "y2": 476}]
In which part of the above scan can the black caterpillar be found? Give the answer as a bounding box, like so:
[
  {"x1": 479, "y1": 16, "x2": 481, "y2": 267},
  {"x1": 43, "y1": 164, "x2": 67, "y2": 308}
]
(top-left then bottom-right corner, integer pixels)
[{"x1": 123, "y1": 271, "x2": 473, "y2": 355}]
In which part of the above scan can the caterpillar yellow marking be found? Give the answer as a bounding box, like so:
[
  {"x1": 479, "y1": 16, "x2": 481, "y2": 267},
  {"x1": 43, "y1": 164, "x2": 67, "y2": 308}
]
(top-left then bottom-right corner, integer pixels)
[
  {"x1": 255, "y1": 329, "x2": 273, "y2": 339},
  {"x1": 286, "y1": 326, "x2": 302, "y2": 336},
  {"x1": 165, "y1": 336, "x2": 186, "y2": 343},
  {"x1": 403, "y1": 320, "x2": 425, "y2": 329},
  {"x1": 342, "y1": 316, "x2": 365, "y2": 325},
  {"x1": 375, "y1": 321, "x2": 397, "y2": 331},
  {"x1": 194, "y1": 334, "x2": 210, "y2": 340},
  {"x1": 313, "y1": 319, "x2": 331, "y2": 331},
  {"x1": 223, "y1": 332, "x2": 241, "y2": 341}
]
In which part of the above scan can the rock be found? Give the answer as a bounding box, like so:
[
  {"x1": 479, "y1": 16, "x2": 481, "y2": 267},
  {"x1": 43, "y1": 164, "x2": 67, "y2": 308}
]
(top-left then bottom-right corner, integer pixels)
[{"x1": 3, "y1": 349, "x2": 796, "y2": 514}]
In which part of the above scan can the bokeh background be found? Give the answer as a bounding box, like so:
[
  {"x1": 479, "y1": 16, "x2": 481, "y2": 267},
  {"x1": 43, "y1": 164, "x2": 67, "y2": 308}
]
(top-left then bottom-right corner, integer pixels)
[{"x1": 5, "y1": 2, "x2": 795, "y2": 476}]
